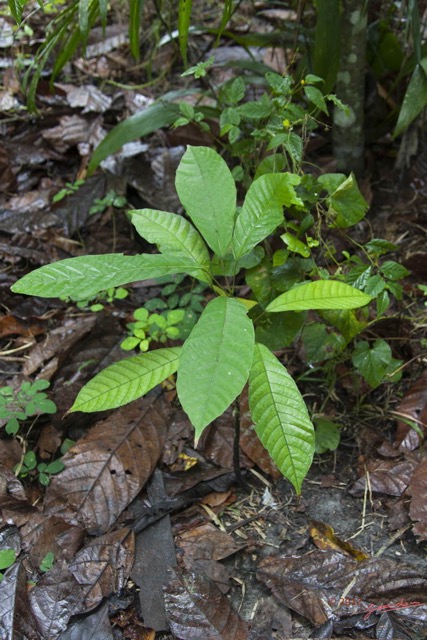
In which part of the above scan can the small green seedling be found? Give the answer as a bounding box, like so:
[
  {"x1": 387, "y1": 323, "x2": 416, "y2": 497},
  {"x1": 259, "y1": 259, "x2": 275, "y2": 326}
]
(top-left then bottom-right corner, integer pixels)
[
  {"x1": 89, "y1": 190, "x2": 127, "y2": 216},
  {"x1": 0, "y1": 380, "x2": 57, "y2": 436},
  {"x1": 39, "y1": 551, "x2": 55, "y2": 573},
  {"x1": 14, "y1": 451, "x2": 65, "y2": 486},
  {"x1": 52, "y1": 179, "x2": 85, "y2": 203},
  {"x1": 121, "y1": 308, "x2": 185, "y2": 352}
]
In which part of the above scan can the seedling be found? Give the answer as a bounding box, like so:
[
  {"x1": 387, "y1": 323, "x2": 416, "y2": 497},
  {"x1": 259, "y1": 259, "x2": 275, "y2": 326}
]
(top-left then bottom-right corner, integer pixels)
[
  {"x1": 121, "y1": 308, "x2": 185, "y2": 352},
  {"x1": 0, "y1": 380, "x2": 57, "y2": 436},
  {"x1": 14, "y1": 451, "x2": 65, "y2": 486},
  {"x1": 0, "y1": 549, "x2": 16, "y2": 582}
]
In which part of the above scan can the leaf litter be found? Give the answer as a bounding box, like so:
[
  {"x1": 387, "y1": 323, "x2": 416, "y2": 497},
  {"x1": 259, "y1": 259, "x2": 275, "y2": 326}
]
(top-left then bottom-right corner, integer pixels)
[{"x1": 1, "y1": 5, "x2": 427, "y2": 640}]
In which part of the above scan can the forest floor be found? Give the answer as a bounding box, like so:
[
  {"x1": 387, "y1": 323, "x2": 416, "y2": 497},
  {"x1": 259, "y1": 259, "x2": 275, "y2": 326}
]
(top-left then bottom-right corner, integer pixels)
[{"x1": 0, "y1": 4, "x2": 427, "y2": 639}]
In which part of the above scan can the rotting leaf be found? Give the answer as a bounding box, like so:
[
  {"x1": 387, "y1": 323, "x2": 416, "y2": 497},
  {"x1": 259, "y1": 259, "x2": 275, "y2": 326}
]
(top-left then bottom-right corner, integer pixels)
[
  {"x1": 29, "y1": 560, "x2": 85, "y2": 638},
  {"x1": 199, "y1": 408, "x2": 252, "y2": 471},
  {"x1": 0, "y1": 465, "x2": 38, "y2": 528},
  {"x1": 407, "y1": 457, "x2": 427, "y2": 541},
  {"x1": 309, "y1": 520, "x2": 368, "y2": 560},
  {"x1": 394, "y1": 370, "x2": 427, "y2": 451},
  {"x1": 257, "y1": 549, "x2": 427, "y2": 627},
  {"x1": 349, "y1": 458, "x2": 418, "y2": 497},
  {"x1": 43, "y1": 395, "x2": 169, "y2": 534},
  {"x1": 176, "y1": 522, "x2": 246, "y2": 565},
  {"x1": 69, "y1": 527, "x2": 135, "y2": 613},
  {"x1": 164, "y1": 568, "x2": 249, "y2": 640},
  {"x1": 376, "y1": 611, "x2": 413, "y2": 640},
  {"x1": 57, "y1": 602, "x2": 113, "y2": 640},
  {"x1": 21, "y1": 514, "x2": 86, "y2": 567},
  {"x1": 0, "y1": 563, "x2": 39, "y2": 640}
]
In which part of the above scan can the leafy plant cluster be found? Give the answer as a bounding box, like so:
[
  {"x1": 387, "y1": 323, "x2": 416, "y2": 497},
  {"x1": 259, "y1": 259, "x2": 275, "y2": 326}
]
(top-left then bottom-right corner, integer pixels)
[
  {"x1": 14, "y1": 451, "x2": 65, "y2": 486},
  {"x1": 0, "y1": 380, "x2": 56, "y2": 436},
  {"x1": 12, "y1": 143, "x2": 382, "y2": 493}
]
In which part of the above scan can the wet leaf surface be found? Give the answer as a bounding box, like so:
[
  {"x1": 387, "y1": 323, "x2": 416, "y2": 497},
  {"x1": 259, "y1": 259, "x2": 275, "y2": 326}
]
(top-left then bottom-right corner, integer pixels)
[
  {"x1": 0, "y1": 562, "x2": 40, "y2": 640},
  {"x1": 164, "y1": 568, "x2": 249, "y2": 640},
  {"x1": 44, "y1": 395, "x2": 169, "y2": 533},
  {"x1": 407, "y1": 456, "x2": 427, "y2": 540}
]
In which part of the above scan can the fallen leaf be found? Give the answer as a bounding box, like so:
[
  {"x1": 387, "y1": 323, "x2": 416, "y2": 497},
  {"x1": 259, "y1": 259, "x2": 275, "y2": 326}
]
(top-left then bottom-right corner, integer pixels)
[
  {"x1": 21, "y1": 514, "x2": 86, "y2": 567},
  {"x1": 407, "y1": 457, "x2": 427, "y2": 541},
  {"x1": 0, "y1": 563, "x2": 40, "y2": 640},
  {"x1": 44, "y1": 395, "x2": 169, "y2": 533},
  {"x1": 394, "y1": 370, "x2": 427, "y2": 451},
  {"x1": 164, "y1": 568, "x2": 249, "y2": 640},
  {"x1": 309, "y1": 520, "x2": 369, "y2": 560},
  {"x1": 69, "y1": 527, "x2": 135, "y2": 613},
  {"x1": 57, "y1": 602, "x2": 113, "y2": 640},
  {"x1": 349, "y1": 458, "x2": 418, "y2": 497}
]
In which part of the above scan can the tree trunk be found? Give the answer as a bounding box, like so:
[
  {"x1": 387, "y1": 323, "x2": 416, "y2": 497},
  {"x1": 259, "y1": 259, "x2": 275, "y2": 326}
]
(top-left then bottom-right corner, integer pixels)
[{"x1": 333, "y1": 1, "x2": 368, "y2": 177}]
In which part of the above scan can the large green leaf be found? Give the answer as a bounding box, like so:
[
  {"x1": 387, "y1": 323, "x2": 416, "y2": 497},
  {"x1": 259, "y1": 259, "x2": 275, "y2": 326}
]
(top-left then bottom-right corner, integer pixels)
[
  {"x1": 312, "y1": 0, "x2": 340, "y2": 92},
  {"x1": 130, "y1": 209, "x2": 211, "y2": 283},
  {"x1": 393, "y1": 61, "x2": 427, "y2": 138},
  {"x1": 318, "y1": 173, "x2": 368, "y2": 228},
  {"x1": 232, "y1": 173, "x2": 303, "y2": 260},
  {"x1": 11, "y1": 254, "x2": 199, "y2": 301},
  {"x1": 176, "y1": 297, "x2": 254, "y2": 439},
  {"x1": 248, "y1": 343, "x2": 314, "y2": 494},
  {"x1": 70, "y1": 347, "x2": 181, "y2": 412},
  {"x1": 266, "y1": 280, "x2": 372, "y2": 313},
  {"x1": 351, "y1": 339, "x2": 397, "y2": 389},
  {"x1": 175, "y1": 146, "x2": 236, "y2": 258}
]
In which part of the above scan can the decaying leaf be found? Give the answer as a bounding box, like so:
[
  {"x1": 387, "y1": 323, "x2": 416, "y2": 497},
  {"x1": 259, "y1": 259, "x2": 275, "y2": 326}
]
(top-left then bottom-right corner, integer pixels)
[
  {"x1": 349, "y1": 458, "x2": 418, "y2": 497},
  {"x1": 44, "y1": 395, "x2": 169, "y2": 533},
  {"x1": 57, "y1": 602, "x2": 113, "y2": 640},
  {"x1": 199, "y1": 408, "x2": 252, "y2": 471},
  {"x1": 69, "y1": 527, "x2": 135, "y2": 613},
  {"x1": 29, "y1": 560, "x2": 85, "y2": 638},
  {"x1": 0, "y1": 465, "x2": 38, "y2": 528},
  {"x1": 164, "y1": 568, "x2": 249, "y2": 640},
  {"x1": 21, "y1": 514, "x2": 86, "y2": 567},
  {"x1": 407, "y1": 457, "x2": 427, "y2": 541},
  {"x1": 257, "y1": 549, "x2": 427, "y2": 627},
  {"x1": 394, "y1": 370, "x2": 427, "y2": 451},
  {"x1": 0, "y1": 563, "x2": 39, "y2": 640},
  {"x1": 309, "y1": 520, "x2": 368, "y2": 560}
]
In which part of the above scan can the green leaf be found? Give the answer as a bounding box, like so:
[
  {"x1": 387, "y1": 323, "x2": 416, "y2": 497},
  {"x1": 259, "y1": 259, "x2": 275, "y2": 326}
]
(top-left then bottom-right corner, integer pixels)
[
  {"x1": 232, "y1": 173, "x2": 303, "y2": 260},
  {"x1": 129, "y1": 0, "x2": 144, "y2": 60},
  {"x1": 393, "y1": 61, "x2": 427, "y2": 138},
  {"x1": 131, "y1": 209, "x2": 211, "y2": 283},
  {"x1": 352, "y1": 339, "x2": 392, "y2": 388},
  {"x1": 8, "y1": 0, "x2": 26, "y2": 23},
  {"x1": 0, "y1": 549, "x2": 16, "y2": 571},
  {"x1": 45, "y1": 460, "x2": 65, "y2": 474},
  {"x1": 304, "y1": 85, "x2": 328, "y2": 113},
  {"x1": 312, "y1": 0, "x2": 341, "y2": 92},
  {"x1": 319, "y1": 308, "x2": 366, "y2": 343},
  {"x1": 78, "y1": 0, "x2": 89, "y2": 35},
  {"x1": 88, "y1": 96, "x2": 184, "y2": 174},
  {"x1": 301, "y1": 323, "x2": 345, "y2": 362},
  {"x1": 380, "y1": 261, "x2": 410, "y2": 281},
  {"x1": 314, "y1": 418, "x2": 341, "y2": 454},
  {"x1": 178, "y1": 0, "x2": 192, "y2": 66},
  {"x1": 39, "y1": 551, "x2": 55, "y2": 573},
  {"x1": 318, "y1": 173, "x2": 368, "y2": 228},
  {"x1": 248, "y1": 343, "x2": 314, "y2": 494},
  {"x1": 11, "y1": 254, "x2": 201, "y2": 301},
  {"x1": 281, "y1": 232, "x2": 310, "y2": 257},
  {"x1": 266, "y1": 280, "x2": 372, "y2": 312},
  {"x1": 70, "y1": 347, "x2": 181, "y2": 412},
  {"x1": 175, "y1": 146, "x2": 236, "y2": 257},
  {"x1": 254, "y1": 311, "x2": 305, "y2": 350},
  {"x1": 176, "y1": 297, "x2": 254, "y2": 438}
]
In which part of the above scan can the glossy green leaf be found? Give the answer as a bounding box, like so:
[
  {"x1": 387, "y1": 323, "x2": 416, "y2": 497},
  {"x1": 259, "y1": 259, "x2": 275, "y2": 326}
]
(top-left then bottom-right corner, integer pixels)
[
  {"x1": 393, "y1": 61, "x2": 427, "y2": 138},
  {"x1": 266, "y1": 280, "x2": 372, "y2": 313},
  {"x1": 11, "y1": 254, "x2": 200, "y2": 301},
  {"x1": 176, "y1": 146, "x2": 236, "y2": 257},
  {"x1": 304, "y1": 85, "x2": 328, "y2": 113},
  {"x1": 129, "y1": 0, "x2": 144, "y2": 60},
  {"x1": 177, "y1": 297, "x2": 254, "y2": 438},
  {"x1": 318, "y1": 173, "x2": 368, "y2": 228},
  {"x1": 232, "y1": 173, "x2": 303, "y2": 260},
  {"x1": 248, "y1": 343, "x2": 314, "y2": 494},
  {"x1": 131, "y1": 209, "x2": 211, "y2": 282},
  {"x1": 71, "y1": 347, "x2": 181, "y2": 412},
  {"x1": 88, "y1": 97, "x2": 182, "y2": 174},
  {"x1": 178, "y1": 0, "x2": 192, "y2": 66}
]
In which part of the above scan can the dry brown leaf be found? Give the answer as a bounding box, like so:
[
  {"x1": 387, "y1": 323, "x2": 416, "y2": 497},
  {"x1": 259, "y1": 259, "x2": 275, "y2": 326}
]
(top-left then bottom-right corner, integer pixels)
[
  {"x1": 176, "y1": 522, "x2": 246, "y2": 564},
  {"x1": 164, "y1": 568, "x2": 249, "y2": 640},
  {"x1": 309, "y1": 520, "x2": 369, "y2": 560},
  {"x1": 407, "y1": 457, "x2": 427, "y2": 541},
  {"x1": 44, "y1": 395, "x2": 169, "y2": 533},
  {"x1": 199, "y1": 408, "x2": 252, "y2": 471},
  {"x1": 0, "y1": 465, "x2": 38, "y2": 528}
]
